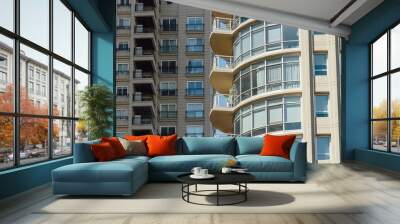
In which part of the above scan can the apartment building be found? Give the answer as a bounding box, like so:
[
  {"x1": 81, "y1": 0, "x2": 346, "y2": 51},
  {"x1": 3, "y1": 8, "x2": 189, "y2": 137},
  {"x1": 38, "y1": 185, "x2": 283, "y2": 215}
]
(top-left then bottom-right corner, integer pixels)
[
  {"x1": 115, "y1": 0, "x2": 212, "y2": 137},
  {"x1": 209, "y1": 13, "x2": 341, "y2": 163}
]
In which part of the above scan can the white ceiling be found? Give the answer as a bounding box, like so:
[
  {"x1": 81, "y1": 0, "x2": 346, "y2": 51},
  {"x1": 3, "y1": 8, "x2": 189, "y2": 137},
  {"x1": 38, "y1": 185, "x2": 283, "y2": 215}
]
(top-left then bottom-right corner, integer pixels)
[{"x1": 168, "y1": 0, "x2": 384, "y2": 37}]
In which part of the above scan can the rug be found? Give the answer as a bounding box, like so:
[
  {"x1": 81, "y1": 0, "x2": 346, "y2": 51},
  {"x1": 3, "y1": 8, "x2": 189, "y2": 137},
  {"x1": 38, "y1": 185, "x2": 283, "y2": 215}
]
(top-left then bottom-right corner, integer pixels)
[{"x1": 37, "y1": 183, "x2": 362, "y2": 214}]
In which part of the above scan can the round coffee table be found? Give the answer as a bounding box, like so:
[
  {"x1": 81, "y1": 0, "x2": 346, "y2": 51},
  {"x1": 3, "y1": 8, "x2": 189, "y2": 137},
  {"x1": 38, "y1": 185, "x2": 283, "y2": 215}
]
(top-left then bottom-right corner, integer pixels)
[{"x1": 177, "y1": 173, "x2": 255, "y2": 206}]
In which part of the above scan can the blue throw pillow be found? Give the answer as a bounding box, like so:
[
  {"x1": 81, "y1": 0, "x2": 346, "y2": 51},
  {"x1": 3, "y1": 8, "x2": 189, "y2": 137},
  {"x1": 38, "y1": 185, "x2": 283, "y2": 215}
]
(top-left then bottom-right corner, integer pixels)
[{"x1": 236, "y1": 137, "x2": 263, "y2": 155}]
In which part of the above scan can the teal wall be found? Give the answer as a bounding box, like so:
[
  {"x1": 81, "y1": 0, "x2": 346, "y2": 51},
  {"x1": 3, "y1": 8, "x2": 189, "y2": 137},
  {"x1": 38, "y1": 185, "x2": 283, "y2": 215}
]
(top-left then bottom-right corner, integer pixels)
[
  {"x1": 0, "y1": 0, "x2": 115, "y2": 200},
  {"x1": 343, "y1": 0, "x2": 400, "y2": 171}
]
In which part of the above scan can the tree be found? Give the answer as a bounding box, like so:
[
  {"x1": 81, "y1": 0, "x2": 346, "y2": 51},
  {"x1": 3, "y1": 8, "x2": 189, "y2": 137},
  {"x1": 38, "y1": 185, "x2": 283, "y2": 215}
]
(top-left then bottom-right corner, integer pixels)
[{"x1": 79, "y1": 84, "x2": 113, "y2": 140}]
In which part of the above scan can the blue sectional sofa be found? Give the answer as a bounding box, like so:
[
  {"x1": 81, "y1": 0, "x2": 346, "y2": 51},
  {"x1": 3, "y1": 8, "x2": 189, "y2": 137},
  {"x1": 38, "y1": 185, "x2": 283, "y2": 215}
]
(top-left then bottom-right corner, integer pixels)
[{"x1": 52, "y1": 137, "x2": 307, "y2": 196}]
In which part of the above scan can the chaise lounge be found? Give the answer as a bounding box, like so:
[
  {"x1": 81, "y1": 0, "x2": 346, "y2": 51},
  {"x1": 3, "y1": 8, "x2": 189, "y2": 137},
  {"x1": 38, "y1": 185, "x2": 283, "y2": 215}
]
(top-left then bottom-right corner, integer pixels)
[{"x1": 52, "y1": 137, "x2": 307, "y2": 196}]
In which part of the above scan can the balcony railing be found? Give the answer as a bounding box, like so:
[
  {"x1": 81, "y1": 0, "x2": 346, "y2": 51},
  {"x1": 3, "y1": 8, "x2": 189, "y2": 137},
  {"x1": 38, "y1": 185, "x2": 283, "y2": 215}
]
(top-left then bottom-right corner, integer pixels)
[
  {"x1": 160, "y1": 45, "x2": 178, "y2": 54},
  {"x1": 186, "y1": 88, "x2": 204, "y2": 97},
  {"x1": 117, "y1": 25, "x2": 130, "y2": 30},
  {"x1": 186, "y1": 24, "x2": 204, "y2": 32},
  {"x1": 213, "y1": 55, "x2": 233, "y2": 70},
  {"x1": 186, "y1": 110, "x2": 204, "y2": 119},
  {"x1": 134, "y1": 48, "x2": 155, "y2": 56},
  {"x1": 160, "y1": 66, "x2": 178, "y2": 74},
  {"x1": 135, "y1": 4, "x2": 154, "y2": 12},
  {"x1": 186, "y1": 44, "x2": 204, "y2": 53},
  {"x1": 232, "y1": 16, "x2": 249, "y2": 29},
  {"x1": 213, "y1": 17, "x2": 233, "y2": 32},
  {"x1": 186, "y1": 66, "x2": 204, "y2": 75},
  {"x1": 159, "y1": 111, "x2": 177, "y2": 119},
  {"x1": 135, "y1": 26, "x2": 154, "y2": 33},
  {"x1": 160, "y1": 24, "x2": 177, "y2": 32},
  {"x1": 160, "y1": 89, "x2": 177, "y2": 96},
  {"x1": 133, "y1": 70, "x2": 153, "y2": 79},
  {"x1": 213, "y1": 94, "x2": 233, "y2": 108},
  {"x1": 133, "y1": 95, "x2": 153, "y2": 102},
  {"x1": 132, "y1": 117, "x2": 153, "y2": 125}
]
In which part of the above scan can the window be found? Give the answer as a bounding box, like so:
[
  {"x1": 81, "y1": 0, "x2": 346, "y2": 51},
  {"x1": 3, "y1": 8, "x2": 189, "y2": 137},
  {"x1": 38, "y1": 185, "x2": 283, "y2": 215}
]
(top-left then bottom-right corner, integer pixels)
[
  {"x1": 186, "y1": 17, "x2": 204, "y2": 32},
  {"x1": 370, "y1": 25, "x2": 400, "y2": 153},
  {"x1": 53, "y1": 0, "x2": 72, "y2": 60},
  {"x1": 160, "y1": 60, "x2": 177, "y2": 74},
  {"x1": 117, "y1": 18, "x2": 130, "y2": 28},
  {"x1": 186, "y1": 103, "x2": 203, "y2": 118},
  {"x1": 116, "y1": 109, "x2": 129, "y2": 120},
  {"x1": 186, "y1": 38, "x2": 204, "y2": 52},
  {"x1": 160, "y1": 104, "x2": 177, "y2": 118},
  {"x1": 160, "y1": 39, "x2": 177, "y2": 53},
  {"x1": 116, "y1": 86, "x2": 128, "y2": 96},
  {"x1": 187, "y1": 81, "x2": 203, "y2": 96},
  {"x1": 317, "y1": 136, "x2": 331, "y2": 160},
  {"x1": 186, "y1": 125, "x2": 203, "y2": 137},
  {"x1": 187, "y1": 59, "x2": 204, "y2": 74},
  {"x1": 75, "y1": 17, "x2": 90, "y2": 70},
  {"x1": 21, "y1": 0, "x2": 49, "y2": 48},
  {"x1": 160, "y1": 126, "x2": 176, "y2": 136},
  {"x1": 118, "y1": 42, "x2": 129, "y2": 50},
  {"x1": 117, "y1": 63, "x2": 129, "y2": 72},
  {"x1": 161, "y1": 18, "x2": 177, "y2": 31},
  {"x1": 314, "y1": 53, "x2": 328, "y2": 75},
  {"x1": 160, "y1": 81, "x2": 177, "y2": 96},
  {"x1": 316, "y1": 95, "x2": 329, "y2": 117},
  {"x1": 0, "y1": 0, "x2": 14, "y2": 31}
]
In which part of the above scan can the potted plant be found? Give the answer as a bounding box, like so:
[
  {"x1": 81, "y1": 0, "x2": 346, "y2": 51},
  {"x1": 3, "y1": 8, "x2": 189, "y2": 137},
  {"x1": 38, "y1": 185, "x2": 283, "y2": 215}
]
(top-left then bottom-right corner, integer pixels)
[{"x1": 79, "y1": 84, "x2": 114, "y2": 140}]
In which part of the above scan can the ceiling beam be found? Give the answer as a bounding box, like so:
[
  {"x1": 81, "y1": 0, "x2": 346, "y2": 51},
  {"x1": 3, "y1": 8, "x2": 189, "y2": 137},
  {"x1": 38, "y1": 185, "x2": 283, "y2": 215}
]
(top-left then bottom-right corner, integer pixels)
[
  {"x1": 330, "y1": 0, "x2": 368, "y2": 27},
  {"x1": 168, "y1": 0, "x2": 351, "y2": 37}
]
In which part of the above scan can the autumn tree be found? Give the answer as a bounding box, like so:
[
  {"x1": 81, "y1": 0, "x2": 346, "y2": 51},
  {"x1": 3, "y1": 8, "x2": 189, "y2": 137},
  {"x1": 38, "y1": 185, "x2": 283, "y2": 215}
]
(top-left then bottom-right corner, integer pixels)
[{"x1": 372, "y1": 99, "x2": 400, "y2": 144}]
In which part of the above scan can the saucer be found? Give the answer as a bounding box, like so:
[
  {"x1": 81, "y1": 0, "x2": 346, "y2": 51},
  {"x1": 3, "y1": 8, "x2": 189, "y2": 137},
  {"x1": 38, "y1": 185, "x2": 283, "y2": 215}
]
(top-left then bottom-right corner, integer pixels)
[{"x1": 190, "y1": 174, "x2": 215, "y2": 179}]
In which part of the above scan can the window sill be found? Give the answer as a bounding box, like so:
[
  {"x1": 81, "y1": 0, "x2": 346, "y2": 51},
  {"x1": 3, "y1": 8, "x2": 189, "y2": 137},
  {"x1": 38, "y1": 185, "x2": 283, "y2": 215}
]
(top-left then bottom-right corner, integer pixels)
[{"x1": 0, "y1": 156, "x2": 72, "y2": 175}]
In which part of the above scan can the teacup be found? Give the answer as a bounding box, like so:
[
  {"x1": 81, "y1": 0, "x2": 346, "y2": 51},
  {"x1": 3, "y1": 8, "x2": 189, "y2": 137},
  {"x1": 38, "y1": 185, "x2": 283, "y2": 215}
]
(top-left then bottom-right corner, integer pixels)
[
  {"x1": 191, "y1": 167, "x2": 202, "y2": 176},
  {"x1": 199, "y1": 169, "x2": 208, "y2": 176},
  {"x1": 221, "y1": 167, "x2": 232, "y2": 174}
]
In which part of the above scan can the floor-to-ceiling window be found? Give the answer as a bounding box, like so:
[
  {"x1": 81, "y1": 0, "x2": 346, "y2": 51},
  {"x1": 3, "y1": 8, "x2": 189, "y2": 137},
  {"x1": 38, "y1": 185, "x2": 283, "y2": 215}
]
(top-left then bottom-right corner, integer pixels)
[
  {"x1": 370, "y1": 22, "x2": 400, "y2": 153},
  {"x1": 0, "y1": 0, "x2": 91, "y2": 170}
]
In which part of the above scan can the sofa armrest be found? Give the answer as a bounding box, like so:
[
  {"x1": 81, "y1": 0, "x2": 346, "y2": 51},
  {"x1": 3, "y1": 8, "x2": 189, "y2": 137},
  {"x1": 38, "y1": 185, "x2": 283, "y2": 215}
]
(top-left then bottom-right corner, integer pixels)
[
  {"x1": 289, "y1": 142, "x2": 307, "y2": 181},
  {"x1": 73, "y1": 140, "x2": 99, "y2": 163}
]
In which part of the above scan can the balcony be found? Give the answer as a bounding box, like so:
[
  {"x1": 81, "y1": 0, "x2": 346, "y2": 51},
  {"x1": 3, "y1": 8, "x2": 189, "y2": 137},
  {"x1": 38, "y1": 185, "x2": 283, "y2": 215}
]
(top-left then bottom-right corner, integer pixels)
[
  {"x1": 160, "y1": 24, "x2": 177, "y2": 32},
  {"x1": 132, "y1": 70, "x2": 153, "y2": 79},
  {"x1": 186, "y1": 110, "x2": 204, "y2": 119},
  {"x1": 210, "y1": 17, "x2": 233, "y2": 55},
  {"x1": 160, "y1": 45, "x2": 178, "y2": 54},
  {"x1": 186, "y1": 24, "x2": 204, "y2": 33},
  {"x1": 134, "y1": 3, "x2": 156, "y2": 18},
  {"x1": 209, "y1": 93, "x2": 234, "y2": 133},
  {"x1": 210, "y1": 55, "x2": 234, "y2": 94},
  {"x1": 159, "y1": 111, "x2": 177, "y2": 119},
  {"x1": 160, "y1": 66, "x2": 178, "y2": 75},
  {"x1": 186, "y1": 45, "x2": 204, "y2": 54},
  {"x1": 186, "y1": 88, "x2": 204, "y2": 97},
  {"x1": 135, "y1": 26, "x2": 155, "y2": 34},
  {"x1": 131, "y1": 116, "x2": 154, "y2": 131},
  {"x1": 117, "y1": 3, "x2": 131, "y2": 14},
  {"x1": 133, "y1": 48, "x2": 156, "y2": 68},
  {"x1": 186, "y1": 66, "x2": 204, "y2": 75},
  {"x1": 160, "y1": 89, "x2": 177, "y2": 97}
]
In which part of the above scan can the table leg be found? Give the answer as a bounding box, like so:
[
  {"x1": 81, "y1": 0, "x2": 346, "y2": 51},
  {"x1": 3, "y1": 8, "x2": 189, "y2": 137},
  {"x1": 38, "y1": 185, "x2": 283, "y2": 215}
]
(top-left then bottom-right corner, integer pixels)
[
  {"x1": 245, "y1": 183, "x2": 247, "y2": 201},
  {"x1": 216, "y1": 184, "x2": 219, "y2": 206},
  {"x1": 195, "y1": 184, "x2": 198, "y2": 192}
]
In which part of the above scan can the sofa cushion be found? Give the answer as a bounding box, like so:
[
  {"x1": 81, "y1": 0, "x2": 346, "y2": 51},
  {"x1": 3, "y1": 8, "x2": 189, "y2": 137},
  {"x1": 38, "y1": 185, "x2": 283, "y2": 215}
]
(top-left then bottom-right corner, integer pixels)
[
  {"x1": 149, "y1": 154, "x2": 235, "y2": 172},
  {"x1": 180, "y1": 137, "x2": 235, "y2": 155},
  {"x1": 236, "y1": 137, "x2": 263, "y2": 155},
  {"x1": 236, "y1": 155, "x2": 293, "y2": 172},
  {"x1": 73, "y1": 140, "x2": 100, "y2": 163}
]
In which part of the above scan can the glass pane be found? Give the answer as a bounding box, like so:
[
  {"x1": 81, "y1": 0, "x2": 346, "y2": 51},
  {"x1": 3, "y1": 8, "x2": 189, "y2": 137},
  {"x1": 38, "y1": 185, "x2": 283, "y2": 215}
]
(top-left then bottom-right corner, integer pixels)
[
  {"x1": 391, "y1": 24, "x2": 400, "y2": 70},
  {"x1": 316, "y1": 95, "x2": 329, "y2": 117},
  {"x1": 391, "y1": 120, "x2": 400, "y2": 153},
  {"x1": 286, "y1": 104, "x2": 301, "y2": 122},
  {"x1": 53, "y1": 119, "x2": 72, "y2": 158},
  {"x1": 20, "y1": 44, "x2": 49, "y2": 115},
  {"x1": 53, "y1": 59, "x2": 72, "y2": 117},
  {"x1": 282, "y1": 26, "x2": 299, "y2": 48},
  {"x1": 75, "y1": 18, "x2": 89, "y2": 70},
  {"x1": 75, "y1": 120, "x2": 88, "y2": 143},
  {"x1": 242, "y1": 113, "x2": 252, "y2": 133},
  {"x1": 74, "y1": 69, "x2": 90, "y2": 118},
  {"x1": 314, "y1": 53, "x2": 327, "y2": 75},
  {"x1": 372, "y1": 33, "x2": 387, "y2": 76},
  {"x1": 20, "y1": 0, "x2": 49, "y2": 48},
  {"x1": 20, "y1": 117, "x2": 49, "y2": 165},
  {"x1": 317, "y1": 136, "x2": 331, "y2": 160},
  {"x1": 0, "y1": 35, "x2": 14, "y2": 112},
  {"x1": 372, "y1": 121, "x2": 388, "y2": 151},
  {"x1": 0, "y1": 0, "x2": 14, "y2": 31},
  {"x1": 253, "y1": 109, "x2": 266, "y2": 129},
  {"x1": 372, "y1": 76, "x2": 387, "y2": 119},
  {"x1": 0, "y1": 116, "x2": 14, "y2": 169},
  {"x1": 391, "y1": 72, "x2": 400, "y2": 118},
  {"x1": 53, "y1": 0, "x2": 72, "y2": 60},
  {"x1": 268, "y1": 105, "x2": 283, "y2": 123}
]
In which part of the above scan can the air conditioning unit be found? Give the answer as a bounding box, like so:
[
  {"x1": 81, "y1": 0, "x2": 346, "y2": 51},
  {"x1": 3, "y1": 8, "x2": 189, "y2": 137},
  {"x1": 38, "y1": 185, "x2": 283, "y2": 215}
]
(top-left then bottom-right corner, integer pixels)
[
  {"x1": 135, "y1": 69, "x2": 143, "y2": 78},
  {"x1": 134, "y1": 115, "x2": 142, "y2": 125},
  {"x1": 135, "y1": 47, "x2": 143, "y2": 56},
  {"x1": 135, "y1": 3, "x2": 144, "y2": 11},
  {"x1": 136, "y1": 24, "x2": 143, "y2": 33},
  {"x1": 134, "y1": 92, "x2": 142, "y2": 101}
]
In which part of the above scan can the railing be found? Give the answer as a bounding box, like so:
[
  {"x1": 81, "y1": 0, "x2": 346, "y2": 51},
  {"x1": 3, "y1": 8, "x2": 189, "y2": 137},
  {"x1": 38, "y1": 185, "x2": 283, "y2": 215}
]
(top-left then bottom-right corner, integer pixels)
[
  {"x1": 232, "y1": 16, "x2": 249, "y2": 29},
  {"x1": 213, "y1": 17, "x2": 233, "y2": 32},
  {"x1": 160, "y1": 45, "x2": 178, "y2": 54},
  {"x1": 132, "y1": 71, "x2": 153, "y2": 78},
  {"x1": 132, "y1": 117, "x2": 153, "y2": 125},
  {"x1": 213, "y1": 55, "x2": 233, "y2": 70},
  {"x1": 134, "y1": 48, "x2": 155, "y2": 56},
  {"x1": 213, "y1": 94, "x2": 233, "y2": 108},
  {"x1": 186, "y1": 44, "x2": 204, "y2": 53},
  {"x1": 117, "y1": 25, "x2": 130, "y2": 30},
  {"x1": 186, "y1": 110, "x2": 204, "y2": 119},
  {"x1": 186, "y1": 88, "x2": 204, "y2": 96},
  {"x1": 135, "y1": 26, "x2": 155, "y2": 33},
  {"x1": 186, "y1": 66, "x2": 204, "y2": 75},
  {"x1": 160, "y1": 89, "x2": 177, "y2": 96},
  {"x1": 159, "y1": 111, "x2": 178, "y2": 119},
  {"x1": 160, "y1": 24, "x2": 177, "y2": 32},
  {"x1": 133, "y1": 95, "x2": 153, "y2": 102},
  {"x1": 186, "y1": 24, "x2": 204, "y2": 32},
  {"x1": 135, "y1": 4, "x2": 154, "y2": 12},
  {"x1": 160, "y1": 66, "x2": 178, "y2": 74}
]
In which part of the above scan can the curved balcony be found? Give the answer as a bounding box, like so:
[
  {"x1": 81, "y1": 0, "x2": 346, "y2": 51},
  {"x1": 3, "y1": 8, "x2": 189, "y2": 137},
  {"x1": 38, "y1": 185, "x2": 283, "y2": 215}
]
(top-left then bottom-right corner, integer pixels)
[
  {"x1": 210, "y1": 94, "x2": 234, "y2": 133},
  {"x1": 210, "y1": 56, "x2": 234, "y2": 94}
]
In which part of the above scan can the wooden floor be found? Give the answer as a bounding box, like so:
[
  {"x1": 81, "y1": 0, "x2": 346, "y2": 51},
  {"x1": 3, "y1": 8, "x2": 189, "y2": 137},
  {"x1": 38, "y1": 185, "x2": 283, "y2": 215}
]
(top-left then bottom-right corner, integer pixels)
[{"x1": 1, "y1": 162, "x2": 400, "y2": 224}]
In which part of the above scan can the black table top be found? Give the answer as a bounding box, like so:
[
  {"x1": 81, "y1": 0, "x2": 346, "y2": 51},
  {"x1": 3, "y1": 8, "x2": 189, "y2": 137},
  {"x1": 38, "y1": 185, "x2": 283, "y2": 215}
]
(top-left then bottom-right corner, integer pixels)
[{"x1": 177, "y1": 172, "x2": 255, "y2": 185}]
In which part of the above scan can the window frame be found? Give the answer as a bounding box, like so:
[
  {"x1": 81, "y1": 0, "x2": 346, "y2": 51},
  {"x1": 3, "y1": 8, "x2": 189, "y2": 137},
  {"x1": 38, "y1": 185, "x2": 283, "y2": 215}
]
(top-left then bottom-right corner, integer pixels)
[
  {"x1": 159, "y1": 126, "x2": 176, "y2": 136},
  {"x1": 0, "y1": 0, "x2": 92, "y2": 171}
]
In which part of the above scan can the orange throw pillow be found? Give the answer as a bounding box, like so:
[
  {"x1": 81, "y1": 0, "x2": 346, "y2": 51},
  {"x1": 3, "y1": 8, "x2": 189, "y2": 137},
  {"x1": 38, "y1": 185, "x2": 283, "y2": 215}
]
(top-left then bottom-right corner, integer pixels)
[
  {"x1": 146, "y1": 134, "x2": 177, "y2": 157},
  {"x1": 259, "y1": 134, "x2": 296, "y2": 159},
  {"x1": 91, "y1": 142, "x2": 117, "y2": 162},
  {"x1": 101, "y1": 137, "x2": 127, "y2": 158},
  {"x1": 124, "y1": 135, "x2": 149, "y2": 142}
]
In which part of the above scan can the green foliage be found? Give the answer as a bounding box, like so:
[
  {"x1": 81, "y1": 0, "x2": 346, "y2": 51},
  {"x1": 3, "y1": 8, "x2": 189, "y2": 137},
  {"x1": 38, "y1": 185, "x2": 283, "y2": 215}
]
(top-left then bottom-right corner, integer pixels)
[{"x1": 79, "y1": 84, "x2": 114, "y2": 140}]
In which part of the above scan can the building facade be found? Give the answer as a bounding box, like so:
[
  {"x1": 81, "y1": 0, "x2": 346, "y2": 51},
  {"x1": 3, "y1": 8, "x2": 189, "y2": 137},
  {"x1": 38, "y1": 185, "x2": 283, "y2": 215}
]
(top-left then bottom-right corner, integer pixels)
[
  {"x1": 209, "y1": 13, "x2": 341, "y2": 163},
  {"x1": 115, "y1": 0, "x2": 213, "y2": 137}
]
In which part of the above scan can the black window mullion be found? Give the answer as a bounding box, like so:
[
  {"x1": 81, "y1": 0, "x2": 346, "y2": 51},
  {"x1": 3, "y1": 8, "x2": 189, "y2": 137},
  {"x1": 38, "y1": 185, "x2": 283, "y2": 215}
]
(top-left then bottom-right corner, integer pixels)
[
  {"x1": 48, "y1": 0, "x2": 54, "y2": 160},
  {"x1": 13, "y1": 0, "x2": 21, "y2": 167},
  {"x1": 71, "y1": 10, "x2": 76, "y2": 155}
]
